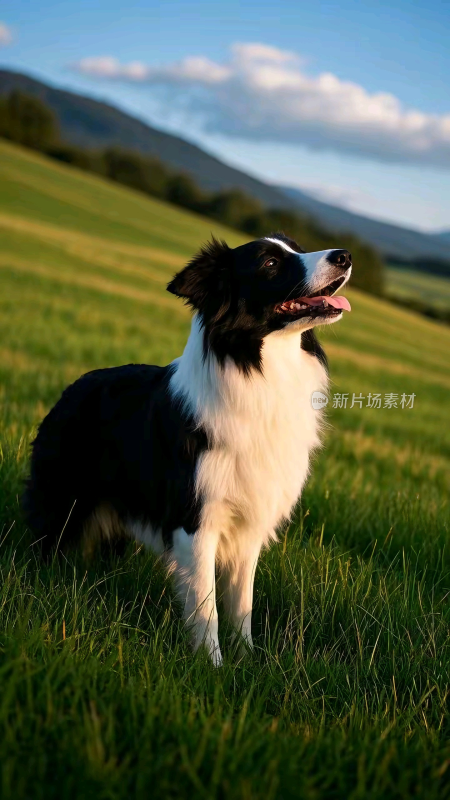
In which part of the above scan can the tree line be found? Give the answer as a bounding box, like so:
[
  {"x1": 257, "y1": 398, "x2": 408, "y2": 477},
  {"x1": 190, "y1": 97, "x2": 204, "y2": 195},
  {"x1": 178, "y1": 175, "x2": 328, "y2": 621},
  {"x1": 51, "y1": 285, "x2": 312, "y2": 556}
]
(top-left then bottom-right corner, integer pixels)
[{"x1": 0, "y1": 89, "x2": 384, "y2": 294}]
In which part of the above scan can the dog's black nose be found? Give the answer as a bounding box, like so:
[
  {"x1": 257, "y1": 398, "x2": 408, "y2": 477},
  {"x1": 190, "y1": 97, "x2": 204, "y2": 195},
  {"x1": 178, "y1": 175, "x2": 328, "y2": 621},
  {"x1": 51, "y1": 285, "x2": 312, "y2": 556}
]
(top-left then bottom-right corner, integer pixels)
[{"x1": 328, "y1": 249, "x2": 352, "y2": 269}]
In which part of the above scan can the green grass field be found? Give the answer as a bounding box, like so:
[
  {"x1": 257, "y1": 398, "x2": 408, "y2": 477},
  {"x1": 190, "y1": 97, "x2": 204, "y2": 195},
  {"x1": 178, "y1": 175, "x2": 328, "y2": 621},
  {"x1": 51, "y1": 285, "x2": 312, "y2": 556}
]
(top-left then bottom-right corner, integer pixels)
[
  {"x1": 386, "y1": 264, "x2": 450, "y2": 311},
  {"x1": 1, "y1": 139, "x2": 450, "y2": 800}
]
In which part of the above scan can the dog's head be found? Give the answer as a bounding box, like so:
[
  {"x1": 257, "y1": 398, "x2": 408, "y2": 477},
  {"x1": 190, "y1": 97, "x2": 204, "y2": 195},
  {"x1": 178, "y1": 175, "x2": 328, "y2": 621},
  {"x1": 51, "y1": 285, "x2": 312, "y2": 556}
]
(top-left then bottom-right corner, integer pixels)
[{"x1": 168, "y1": 233, "x2": 352, "y2": 371}]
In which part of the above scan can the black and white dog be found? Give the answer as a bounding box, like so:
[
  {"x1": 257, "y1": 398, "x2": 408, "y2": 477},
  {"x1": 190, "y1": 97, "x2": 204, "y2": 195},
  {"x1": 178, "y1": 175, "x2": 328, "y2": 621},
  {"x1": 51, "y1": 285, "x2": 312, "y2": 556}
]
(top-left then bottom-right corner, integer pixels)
[{"x1": 24, "y1": 234, "x2": 351, "y2": 665}]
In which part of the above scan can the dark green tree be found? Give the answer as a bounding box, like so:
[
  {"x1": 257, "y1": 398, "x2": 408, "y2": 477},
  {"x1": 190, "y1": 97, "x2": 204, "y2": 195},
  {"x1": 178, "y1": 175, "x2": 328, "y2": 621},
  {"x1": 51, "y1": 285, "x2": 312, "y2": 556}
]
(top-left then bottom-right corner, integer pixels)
[
  {"x1": 165, "y1": 172, "x2": 205, "y2": 211},
  {"x1": 103, "y1": 148, "x2": 170, "y2": 198},
  {"x1": 0, "y1": 90, "x2": 58, "y2": 150},
  {"x1": 205, "y1": 189, "x2": 263, "y2": 229}
]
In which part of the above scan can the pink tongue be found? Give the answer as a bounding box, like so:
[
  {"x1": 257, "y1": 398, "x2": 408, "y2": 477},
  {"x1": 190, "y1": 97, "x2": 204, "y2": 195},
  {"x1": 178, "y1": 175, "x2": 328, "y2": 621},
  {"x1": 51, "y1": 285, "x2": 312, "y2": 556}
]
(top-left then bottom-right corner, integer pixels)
[{"x1": 297, "y1": 295, "x2": 351, "y2": 312}]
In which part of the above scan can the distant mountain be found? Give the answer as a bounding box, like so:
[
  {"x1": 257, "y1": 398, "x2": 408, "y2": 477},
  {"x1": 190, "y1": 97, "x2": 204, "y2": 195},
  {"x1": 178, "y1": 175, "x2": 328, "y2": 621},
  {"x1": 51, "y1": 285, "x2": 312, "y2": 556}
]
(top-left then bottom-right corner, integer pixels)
[
  {"x1": 278, "y1": 186, "x2": 450, "y2": 265},
  {"x1": 431, "y1": 230, "x2": 450, "y2": 245},
  {"x1": 0, "y1": 67, "x2": 449, "y2": 269}
]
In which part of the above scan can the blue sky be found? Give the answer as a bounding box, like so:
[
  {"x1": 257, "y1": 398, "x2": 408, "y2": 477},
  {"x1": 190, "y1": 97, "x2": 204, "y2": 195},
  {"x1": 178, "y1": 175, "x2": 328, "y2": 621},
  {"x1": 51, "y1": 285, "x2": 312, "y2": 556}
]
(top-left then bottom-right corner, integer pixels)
[{"x1": 1, "y1": 0, "x2": 450, "y2": 232}]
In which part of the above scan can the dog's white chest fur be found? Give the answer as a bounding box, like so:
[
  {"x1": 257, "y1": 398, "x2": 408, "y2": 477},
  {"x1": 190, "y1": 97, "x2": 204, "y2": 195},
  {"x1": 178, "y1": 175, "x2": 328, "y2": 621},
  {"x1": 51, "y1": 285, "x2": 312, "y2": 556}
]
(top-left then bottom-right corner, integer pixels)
[{"x1": 170, "y1": 316, "x2": 328, "y2": 554}]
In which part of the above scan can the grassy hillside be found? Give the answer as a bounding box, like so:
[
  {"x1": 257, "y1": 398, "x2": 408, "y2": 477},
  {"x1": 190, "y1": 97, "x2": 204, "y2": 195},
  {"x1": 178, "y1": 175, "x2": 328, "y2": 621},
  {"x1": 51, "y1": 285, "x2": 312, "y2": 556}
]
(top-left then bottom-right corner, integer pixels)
[
  {"x1": 1, "y1": 140, "x2": 450, "y2": 800},
  {"x1": 386, "y1": 263, "x2": 450, "y2": 311}
]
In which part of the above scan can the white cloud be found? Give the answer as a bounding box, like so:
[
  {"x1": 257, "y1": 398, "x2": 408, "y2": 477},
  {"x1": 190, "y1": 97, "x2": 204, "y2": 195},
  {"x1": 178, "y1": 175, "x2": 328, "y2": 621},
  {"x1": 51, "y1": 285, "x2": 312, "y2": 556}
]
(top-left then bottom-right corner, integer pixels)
[
  {"x1": 74, "y1": 54, "x2": 230, "y2": 84},
  {"x1": 0, "y1": 22, "x2": 12, "y2": 46},
  {"x1": 72, "y1": 42, "x2": 450, "y2": 168}
]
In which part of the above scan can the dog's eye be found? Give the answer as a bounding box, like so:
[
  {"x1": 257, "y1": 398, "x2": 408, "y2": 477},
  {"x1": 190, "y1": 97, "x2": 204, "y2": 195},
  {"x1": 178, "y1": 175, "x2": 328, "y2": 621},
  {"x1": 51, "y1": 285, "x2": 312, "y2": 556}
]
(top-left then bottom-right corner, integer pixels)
[{"x1": 264, "y1": 257, "x2": 279, "y2": 269}]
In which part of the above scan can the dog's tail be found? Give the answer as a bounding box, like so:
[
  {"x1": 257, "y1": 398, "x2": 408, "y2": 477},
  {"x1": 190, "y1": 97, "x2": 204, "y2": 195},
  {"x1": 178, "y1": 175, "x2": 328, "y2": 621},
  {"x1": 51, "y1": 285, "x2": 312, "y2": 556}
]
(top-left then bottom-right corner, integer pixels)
[
  {"x1": 22, "y1": 376, "x2": 98, "y2": 558},
  {"x1": 22, "y1": 448, "x2": 89, "y2": 560}
]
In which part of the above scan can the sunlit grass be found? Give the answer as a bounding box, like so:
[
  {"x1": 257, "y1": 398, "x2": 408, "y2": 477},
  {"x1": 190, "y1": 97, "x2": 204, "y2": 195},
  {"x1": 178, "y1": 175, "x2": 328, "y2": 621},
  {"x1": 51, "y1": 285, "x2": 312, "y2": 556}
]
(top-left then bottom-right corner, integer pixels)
[{"x1": 386, "y1": 263, "x2": 450, "y2": 311}]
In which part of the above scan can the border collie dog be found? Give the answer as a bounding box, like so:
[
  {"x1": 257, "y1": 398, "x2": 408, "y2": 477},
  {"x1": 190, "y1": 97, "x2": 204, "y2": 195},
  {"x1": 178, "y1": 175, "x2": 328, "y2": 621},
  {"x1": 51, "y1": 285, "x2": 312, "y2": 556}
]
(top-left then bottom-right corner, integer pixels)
[{"x1": 24, "y1": 234, "x2": 352, "y2": 665}]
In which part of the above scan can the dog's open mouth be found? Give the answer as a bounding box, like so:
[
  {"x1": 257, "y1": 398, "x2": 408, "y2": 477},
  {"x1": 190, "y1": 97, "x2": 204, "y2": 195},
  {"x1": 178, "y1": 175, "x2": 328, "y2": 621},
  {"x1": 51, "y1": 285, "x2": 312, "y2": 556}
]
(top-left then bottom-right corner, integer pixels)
[{"x1": 275, "y1": 276, "x2": 351, "y2": 318}]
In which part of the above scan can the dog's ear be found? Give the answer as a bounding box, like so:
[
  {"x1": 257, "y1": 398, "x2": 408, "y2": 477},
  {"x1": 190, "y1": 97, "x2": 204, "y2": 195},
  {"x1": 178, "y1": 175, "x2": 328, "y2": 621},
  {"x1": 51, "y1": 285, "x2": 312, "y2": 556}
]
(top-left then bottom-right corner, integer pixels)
[{"x1": 167, "y1": 237, "x2": 232, "y2": 313}]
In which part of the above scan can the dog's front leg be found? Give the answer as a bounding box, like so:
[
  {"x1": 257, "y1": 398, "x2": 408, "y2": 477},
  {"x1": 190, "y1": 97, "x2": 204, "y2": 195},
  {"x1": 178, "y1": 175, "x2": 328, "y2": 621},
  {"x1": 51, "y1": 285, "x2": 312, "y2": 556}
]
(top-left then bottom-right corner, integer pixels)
[
  {"x1": 167, "y1": 527, "x2": 222, "y2": 666},
  {"x1": 219, "y1": 538, "x2": 262, "y2": 654}
]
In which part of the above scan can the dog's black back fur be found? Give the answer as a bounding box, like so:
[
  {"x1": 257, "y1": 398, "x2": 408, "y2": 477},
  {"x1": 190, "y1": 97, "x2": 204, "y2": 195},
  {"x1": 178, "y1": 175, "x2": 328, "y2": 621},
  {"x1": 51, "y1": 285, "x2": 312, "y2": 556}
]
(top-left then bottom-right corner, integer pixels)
[{"x1": 23, "y1": 364, "x2": 207, "y2": 555}]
